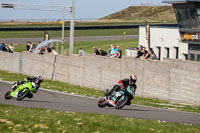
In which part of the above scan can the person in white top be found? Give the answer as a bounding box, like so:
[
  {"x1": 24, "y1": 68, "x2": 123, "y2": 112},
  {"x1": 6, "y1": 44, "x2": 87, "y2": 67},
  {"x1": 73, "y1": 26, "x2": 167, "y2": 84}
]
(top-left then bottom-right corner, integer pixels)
[
  {"x1": 8, "y1": 44, "x2": 15, "y2": 53},
  {"x1": 51, "y1": 47, "x2": 58, "y2": 55},
  {"x1": 78, "y1": 48, "x2": 85, "y2": 56}
]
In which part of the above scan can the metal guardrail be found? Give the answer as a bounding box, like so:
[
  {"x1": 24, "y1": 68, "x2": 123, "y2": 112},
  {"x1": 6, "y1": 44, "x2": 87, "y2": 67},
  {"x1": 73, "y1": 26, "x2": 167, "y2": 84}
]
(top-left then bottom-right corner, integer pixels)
[{"x1": 0, "y1": 24, "x2": 178, "y2": 31}]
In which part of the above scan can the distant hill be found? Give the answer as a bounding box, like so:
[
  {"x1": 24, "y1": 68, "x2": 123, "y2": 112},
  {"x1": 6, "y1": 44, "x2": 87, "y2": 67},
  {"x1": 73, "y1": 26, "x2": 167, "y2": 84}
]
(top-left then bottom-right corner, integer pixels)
[{"x1": 100, "y1": 6, "x2": 177, "y2": 23}]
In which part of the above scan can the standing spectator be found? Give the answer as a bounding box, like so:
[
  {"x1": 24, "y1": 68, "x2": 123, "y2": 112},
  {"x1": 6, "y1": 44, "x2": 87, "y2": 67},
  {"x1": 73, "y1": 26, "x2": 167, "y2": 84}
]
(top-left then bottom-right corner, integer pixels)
[
  {"x1": 93, "y1": 46, "x2": 100, "y2": 55},
  {"x1": 78, "y1": 48, "x2": 85, "y2": 56},
  {"x1": 51, "y1": 47, "x2": 58, "y2": 55},
  {"x1": 141, "y1": 47, "x2": 149, "y2": 59},
  {"x1": 98, "y1": 48, "x2": 107, "y2": 56},
  {"x1": 116, "y1": 46, "x2": 122, "y2": 58},
  {"x1": 44, "y1": 31, "x2": 50, "y2": 41},
  {"x1": 8, "y1": 44, "x2": 14, "y2": 53},
  {"x1": 136, "y1": 45, "x2": 143, "y2": 58},
  {"x1": 149, "y1": 48, "x2": 158, "y2": 60}
]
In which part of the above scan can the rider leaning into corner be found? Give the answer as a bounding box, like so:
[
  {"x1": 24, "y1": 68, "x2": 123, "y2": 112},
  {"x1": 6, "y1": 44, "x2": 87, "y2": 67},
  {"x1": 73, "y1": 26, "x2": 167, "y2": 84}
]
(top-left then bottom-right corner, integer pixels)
[
  {"x1": 107, "y1": 74, "x2": 137, "y2": 106},
  {"x1": 12, "y1": 76, "x2": 43, "y2": 98}
]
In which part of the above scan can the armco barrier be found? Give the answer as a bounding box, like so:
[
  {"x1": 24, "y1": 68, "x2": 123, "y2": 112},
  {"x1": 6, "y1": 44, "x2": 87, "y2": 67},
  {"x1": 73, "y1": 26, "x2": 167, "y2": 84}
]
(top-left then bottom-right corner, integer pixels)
[{"x1": 0, "y1": 51, "x2": 200, "y2": 105}]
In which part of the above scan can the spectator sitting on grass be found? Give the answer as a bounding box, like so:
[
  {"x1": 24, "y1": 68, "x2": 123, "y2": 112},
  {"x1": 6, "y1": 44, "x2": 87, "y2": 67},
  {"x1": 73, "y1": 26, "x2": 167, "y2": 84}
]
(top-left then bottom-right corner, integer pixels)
[
  {"x1": 39, "y1": 46, "x2": 45, "y2": 55},
  {"x1": 136, "y1": 45, "x2": 143, "y2": 58},
  {"x1": 44, "y1": 46, "x2": 52, "y2": 53},
  {"x1": 51, "y1": 47, "x2": 58, "y2": 55},
  {"x1": 93, "y1": 46, "x2": 100, "y2": 55},
  {"x1": 107, "y1": 45, "x2": 111, "y2": 57},
  {"x1": 8, "y1": 44, "x2": 14, "y2": 53},
  {"x1": 98, "y1": 48, "x2": 107, "y2": 56},
  {"x1": 26, "y1": 42, "x2": 31, "y2": 51},
  {"x1": 109, "y1": 45, "x2": 118, "y2": 58},
  {"x1": 78, "y1": 48, "x2": 85, "y2": 56},
  {"x1": 47, "y1": 46, "x2": 52, "y2": 53},
  {"x1": 149, "y1": 48, "x2": 158, "y2": 60},
  {"x1": 28, "y1": 42, "x2": 35, "y2": 52},
  {"x1": 116, "y1": 46, "x2": 122, "y2": 58},
  {"x1": 2, "y1": 44, "x2": 8, "y2": 52},
  {"x1": 140, "y1": 47, "x2": 150, "y2": 59},
  {"x1": 0, "y1": 43, "x2": 5, "y2": 51}
]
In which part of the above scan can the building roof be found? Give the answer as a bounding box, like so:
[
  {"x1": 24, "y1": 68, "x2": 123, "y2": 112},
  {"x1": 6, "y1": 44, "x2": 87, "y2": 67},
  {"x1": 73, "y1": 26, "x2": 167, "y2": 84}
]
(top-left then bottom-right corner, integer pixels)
[{"x1": 163, "y1": 0, "x2": 200, "y2": 4}]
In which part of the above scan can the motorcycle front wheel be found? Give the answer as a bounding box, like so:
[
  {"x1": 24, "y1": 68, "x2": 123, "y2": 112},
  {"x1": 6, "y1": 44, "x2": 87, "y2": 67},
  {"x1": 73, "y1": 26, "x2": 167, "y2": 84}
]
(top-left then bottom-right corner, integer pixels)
[
  {"x1": 16, "y1": 89, "x2": 30, "y2": 100},
  {"x1": 97, "y1": 96, "x2": 107, "y2": 108},
  {"x1": 4, "y1": 91, "x2": 12, "y2": 100},
  {"x1": 115, "y1": 95, "x2": 129, "y2": 109}
]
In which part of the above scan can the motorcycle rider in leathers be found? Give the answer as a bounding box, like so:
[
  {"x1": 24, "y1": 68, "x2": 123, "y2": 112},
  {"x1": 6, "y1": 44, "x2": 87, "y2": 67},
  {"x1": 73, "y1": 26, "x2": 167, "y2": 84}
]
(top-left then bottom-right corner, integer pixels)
[
  {"x1": 108, "y1": 74, "x2": 137, "y2": 106},
  {"x1": 11, "y1": 76, "x2": 43, "y2": 98}
]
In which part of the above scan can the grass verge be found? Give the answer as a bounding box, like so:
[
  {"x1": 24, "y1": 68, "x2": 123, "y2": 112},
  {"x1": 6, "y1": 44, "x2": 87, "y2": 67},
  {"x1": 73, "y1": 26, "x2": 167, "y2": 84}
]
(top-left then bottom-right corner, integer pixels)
[
  {"x1": 1, "y1": 70, "x2": 200, "y2": 113},
  {"x1": 0, "y1": 104, "x2": 200, "y2": 133},
  {"x1": 0, "y1": 28, "x2": 138, "y2": 39}
]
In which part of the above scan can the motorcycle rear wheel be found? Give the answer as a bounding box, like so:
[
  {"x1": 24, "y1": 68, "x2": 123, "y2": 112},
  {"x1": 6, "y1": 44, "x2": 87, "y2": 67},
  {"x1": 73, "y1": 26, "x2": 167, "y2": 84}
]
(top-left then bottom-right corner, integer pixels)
[
  {"x1": 97, "y1": 97, "x2": 107, "y2": 108},
  {"x1": 115, "y1": 95, "x2": 129, "y2": 109},
  {"x1": 16, "y1": 89, "x2": 30, "y2": 100},
  {"x1": 4, "y1": 91, "x2": 12, "y2": 100}
]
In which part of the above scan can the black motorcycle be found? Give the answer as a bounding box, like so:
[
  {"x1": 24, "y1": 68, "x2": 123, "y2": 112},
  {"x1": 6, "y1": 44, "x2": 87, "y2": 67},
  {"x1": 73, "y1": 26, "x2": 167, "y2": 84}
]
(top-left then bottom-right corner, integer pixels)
[{"x1": 98, "y1": 88, "x2": 132, "y2": 109}]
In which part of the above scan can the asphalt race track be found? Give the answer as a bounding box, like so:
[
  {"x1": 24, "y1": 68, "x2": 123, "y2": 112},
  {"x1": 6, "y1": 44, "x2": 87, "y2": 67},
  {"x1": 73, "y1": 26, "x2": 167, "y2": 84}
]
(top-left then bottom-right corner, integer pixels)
[{"x1": 1, "y1": 81, "x2": 200, "y2": 125}]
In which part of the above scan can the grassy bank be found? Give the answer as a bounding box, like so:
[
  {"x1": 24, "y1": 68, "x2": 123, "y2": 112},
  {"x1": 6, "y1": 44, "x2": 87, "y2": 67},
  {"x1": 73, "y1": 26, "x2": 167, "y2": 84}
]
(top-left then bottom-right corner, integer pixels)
[
  {"x1": 1, "y1": 70, "x2": 200, "y2": 113},
  {"x1": 14, "y1": 39, "x2": 138, "y2": 55},
  {"x1": 0, "y1": 28, "x2": 138, "y2": 39},
  {"x1": 1, "y1": 104, "x2": 199, "y2": 133}
]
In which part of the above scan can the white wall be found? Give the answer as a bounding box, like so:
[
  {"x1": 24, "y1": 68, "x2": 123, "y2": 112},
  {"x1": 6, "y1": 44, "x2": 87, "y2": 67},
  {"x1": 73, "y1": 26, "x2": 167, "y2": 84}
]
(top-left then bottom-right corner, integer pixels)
[{"x1": 139, "y1": 26, "x2": 188, "y2": 60}]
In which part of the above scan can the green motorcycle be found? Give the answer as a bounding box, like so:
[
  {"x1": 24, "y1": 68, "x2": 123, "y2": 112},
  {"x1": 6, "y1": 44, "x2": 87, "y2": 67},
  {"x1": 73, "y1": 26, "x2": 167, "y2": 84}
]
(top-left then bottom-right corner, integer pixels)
[{"x1": 5, "y1": 81, "x2": 39, "y2": 100}]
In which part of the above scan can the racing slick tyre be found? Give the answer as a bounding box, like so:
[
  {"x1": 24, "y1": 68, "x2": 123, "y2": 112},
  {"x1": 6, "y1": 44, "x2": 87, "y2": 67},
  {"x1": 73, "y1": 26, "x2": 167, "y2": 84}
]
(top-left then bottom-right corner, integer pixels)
[
  {"x1": 97, "y1": 97, "x2": 107, "y2": 108},
  {"x1": 27, "y1": 93, "x2": 33, "y2": 99},
  {"x1": 16, "y1": 89, "x2": 30, "y2": 100},
  {"x1": 115, "y1": 95, "x2": 129, "y2": 109},
  {"x1": 4, "y1": 91, "x2": 12, "y2": 100}
]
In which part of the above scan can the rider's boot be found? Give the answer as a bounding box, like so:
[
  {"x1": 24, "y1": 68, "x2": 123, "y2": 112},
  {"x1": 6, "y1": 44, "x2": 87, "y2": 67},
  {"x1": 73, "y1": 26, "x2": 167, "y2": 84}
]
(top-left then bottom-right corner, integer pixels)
[{"x1": 126, "y1": 100, "x2": 131, "y2": 105}]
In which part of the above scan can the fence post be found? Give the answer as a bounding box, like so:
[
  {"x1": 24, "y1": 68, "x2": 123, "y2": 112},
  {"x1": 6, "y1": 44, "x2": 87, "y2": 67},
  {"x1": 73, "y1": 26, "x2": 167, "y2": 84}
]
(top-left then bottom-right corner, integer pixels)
[
  {"x1": 51, "y1": 55, "x2": 57, "y2": 80},
  {"x1": 19, "y1": 52, "x2": 23, "y2": 73}
]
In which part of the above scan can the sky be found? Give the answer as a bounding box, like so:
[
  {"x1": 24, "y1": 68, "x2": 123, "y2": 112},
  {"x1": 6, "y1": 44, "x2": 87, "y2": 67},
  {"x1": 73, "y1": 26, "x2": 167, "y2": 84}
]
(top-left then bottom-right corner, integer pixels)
[{"x1": 0, "y1": 0, "x2": 165, "y2": 20}]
